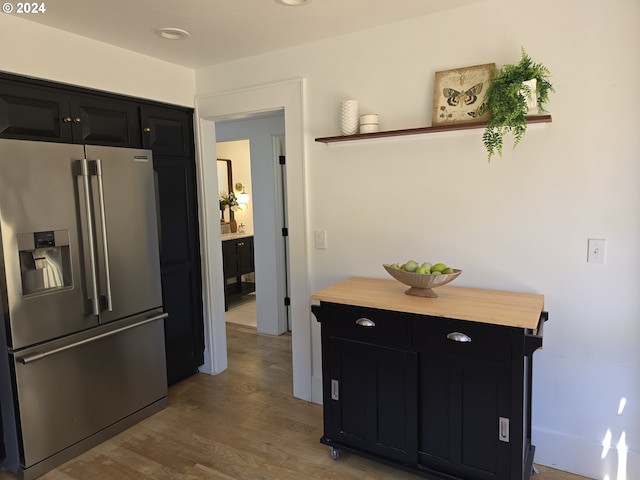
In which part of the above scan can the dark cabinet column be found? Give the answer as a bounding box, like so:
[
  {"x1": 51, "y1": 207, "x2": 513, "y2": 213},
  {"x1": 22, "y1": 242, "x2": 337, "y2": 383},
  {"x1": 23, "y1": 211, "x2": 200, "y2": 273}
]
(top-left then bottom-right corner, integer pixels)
[{"x1": 141, "y1": 106, "x2": 205, "y2": 385}]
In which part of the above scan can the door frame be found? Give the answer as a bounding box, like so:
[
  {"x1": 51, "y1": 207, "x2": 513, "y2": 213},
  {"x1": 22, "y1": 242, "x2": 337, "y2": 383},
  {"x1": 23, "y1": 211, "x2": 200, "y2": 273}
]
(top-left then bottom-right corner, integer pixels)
[{"x1": 194, "y1": 78, "x2": 313, "y2": 401}]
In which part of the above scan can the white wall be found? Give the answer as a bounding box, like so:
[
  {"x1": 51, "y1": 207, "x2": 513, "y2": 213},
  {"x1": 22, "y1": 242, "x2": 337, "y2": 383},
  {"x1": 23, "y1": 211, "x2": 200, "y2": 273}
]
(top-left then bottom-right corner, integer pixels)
[
  {"x1": 0, "y1": 14, "x2": 195, "y2": 106},
  {"x1": 196, "y1": 0, "x2": 640, "y2": 478}
]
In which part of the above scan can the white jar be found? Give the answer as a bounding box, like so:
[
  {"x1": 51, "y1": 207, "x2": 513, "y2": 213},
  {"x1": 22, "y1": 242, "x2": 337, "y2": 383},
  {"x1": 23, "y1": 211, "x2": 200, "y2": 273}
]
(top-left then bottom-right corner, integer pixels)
[{"x1": 359, "y1": 113, "x2": 379, "y2": 133}]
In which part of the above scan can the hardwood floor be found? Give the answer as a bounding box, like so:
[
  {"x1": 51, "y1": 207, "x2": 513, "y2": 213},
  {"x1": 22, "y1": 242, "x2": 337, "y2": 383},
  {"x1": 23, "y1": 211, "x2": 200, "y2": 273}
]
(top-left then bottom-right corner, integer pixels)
[{"x1": 1, "y1": 323, "x2": 591, "y2": 480}]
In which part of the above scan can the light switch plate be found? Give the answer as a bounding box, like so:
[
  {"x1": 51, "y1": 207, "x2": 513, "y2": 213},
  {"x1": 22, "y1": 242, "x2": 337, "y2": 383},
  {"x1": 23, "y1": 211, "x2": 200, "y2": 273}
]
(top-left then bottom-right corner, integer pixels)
[
  {"x1": 315, "y1": 230, "x2": 327, "y2": 249},
  {"x1": 587, "y1": 239, "x2": 606, "y2": 264}
]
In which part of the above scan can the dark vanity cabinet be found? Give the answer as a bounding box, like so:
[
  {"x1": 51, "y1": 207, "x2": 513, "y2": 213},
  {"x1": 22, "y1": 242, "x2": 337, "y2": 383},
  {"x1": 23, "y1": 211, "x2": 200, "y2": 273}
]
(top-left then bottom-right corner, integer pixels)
[
  {"x1": 0, "y1": 73, "x2": 205, "y2": 385},
  {"x1": 222, "y1": 235, "x2": 255, "y2": 310},
  {"x1": 312, "y1": 277, "x2": 546, "y2": 480}
]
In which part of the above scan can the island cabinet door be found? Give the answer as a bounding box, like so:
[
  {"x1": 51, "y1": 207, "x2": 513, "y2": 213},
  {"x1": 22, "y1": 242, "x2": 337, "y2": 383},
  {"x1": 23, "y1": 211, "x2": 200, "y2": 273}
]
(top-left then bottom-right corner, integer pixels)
[
  {"x1": 418, "y1": 350, "x2": 512, "y2": 480},
  {"x1": 326, "y1": 338, "x2": 419, "y2": 465}
]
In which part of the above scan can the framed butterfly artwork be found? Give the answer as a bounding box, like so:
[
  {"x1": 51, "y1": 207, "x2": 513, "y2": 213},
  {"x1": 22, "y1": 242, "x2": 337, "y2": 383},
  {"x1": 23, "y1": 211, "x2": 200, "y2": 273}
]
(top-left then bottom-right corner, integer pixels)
[{"x1": 432, "y1": 63, "x2": 495, "y2": 125}]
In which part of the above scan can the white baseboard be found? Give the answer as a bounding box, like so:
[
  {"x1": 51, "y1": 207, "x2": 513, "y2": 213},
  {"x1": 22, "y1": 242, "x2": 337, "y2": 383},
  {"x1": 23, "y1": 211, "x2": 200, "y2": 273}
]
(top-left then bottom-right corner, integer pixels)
[{"x1": 533, "y1": 427, "x2": 639, "y2": 479}]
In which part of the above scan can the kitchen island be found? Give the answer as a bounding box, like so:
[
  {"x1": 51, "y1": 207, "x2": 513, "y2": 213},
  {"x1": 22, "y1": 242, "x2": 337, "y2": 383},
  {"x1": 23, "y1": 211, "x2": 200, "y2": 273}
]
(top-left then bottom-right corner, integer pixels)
[{"x1": 311, "y1": 277, "x2": 546, "y2": 480}]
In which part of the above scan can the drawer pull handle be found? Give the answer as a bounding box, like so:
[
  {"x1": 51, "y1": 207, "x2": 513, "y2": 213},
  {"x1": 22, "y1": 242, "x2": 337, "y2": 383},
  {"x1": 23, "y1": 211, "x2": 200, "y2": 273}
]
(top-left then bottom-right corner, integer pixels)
[
  {"x1": 447, "y1": 332, "x2": 472, "y2": 343},
  {"x1": 355, "y1": 318, "x2": 376, "y2": 327}
]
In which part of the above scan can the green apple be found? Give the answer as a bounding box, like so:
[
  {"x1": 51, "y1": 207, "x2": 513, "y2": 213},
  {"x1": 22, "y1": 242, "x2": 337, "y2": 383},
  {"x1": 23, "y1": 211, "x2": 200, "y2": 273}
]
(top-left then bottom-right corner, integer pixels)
[
  {"x1": 415, "y1": 266, "x2": 429, "y2": 274},
  {"x1": 405, "y1": 260, "x2": 419, "y2": 272},
  {"x1": 420, "y1": 262, "x2": 433, "y2": 271},
  {"x1": 431, "y1": 263, "x2": 447, "y2": 273},
  {"x1": 442, "y1": 267, "x2": 454, "y2": 274},
  {"x1": 390, "y1": 263, "x2": 400, "y2": 270}
]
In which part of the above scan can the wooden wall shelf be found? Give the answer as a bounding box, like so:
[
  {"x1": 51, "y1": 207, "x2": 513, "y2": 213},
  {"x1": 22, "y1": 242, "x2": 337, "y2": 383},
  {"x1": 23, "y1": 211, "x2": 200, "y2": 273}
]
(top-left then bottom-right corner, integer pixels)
[{"x1": 315, "y1": 114, "x2": 552, "y2": 144}]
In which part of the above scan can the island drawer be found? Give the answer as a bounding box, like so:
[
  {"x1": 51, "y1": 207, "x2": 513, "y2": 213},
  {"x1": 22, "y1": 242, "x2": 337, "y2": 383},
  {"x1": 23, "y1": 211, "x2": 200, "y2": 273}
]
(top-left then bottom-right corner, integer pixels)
[
  {"x1": 411, "y1": 316, "x2": 513, "y2": 362},
  {"x1": 325, "y1": 304, "x2": 410, "y2": 345}
]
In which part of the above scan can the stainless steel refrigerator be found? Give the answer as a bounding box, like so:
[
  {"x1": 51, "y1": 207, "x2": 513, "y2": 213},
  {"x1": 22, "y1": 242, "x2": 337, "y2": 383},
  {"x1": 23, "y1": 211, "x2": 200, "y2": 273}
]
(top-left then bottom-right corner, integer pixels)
[{"x1": 0, "y1": 139, "x2": 168, "y2": 479}]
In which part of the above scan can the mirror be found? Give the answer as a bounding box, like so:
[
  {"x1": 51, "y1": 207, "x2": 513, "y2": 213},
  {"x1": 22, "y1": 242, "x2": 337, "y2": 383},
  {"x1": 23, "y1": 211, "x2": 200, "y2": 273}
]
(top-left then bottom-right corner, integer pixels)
[
  {"x1": 217, "y1": 159, "x2": 234, "y2": 223},
  {"x1": 217, "y1": 158, "x2": 233, "y2": 196}
]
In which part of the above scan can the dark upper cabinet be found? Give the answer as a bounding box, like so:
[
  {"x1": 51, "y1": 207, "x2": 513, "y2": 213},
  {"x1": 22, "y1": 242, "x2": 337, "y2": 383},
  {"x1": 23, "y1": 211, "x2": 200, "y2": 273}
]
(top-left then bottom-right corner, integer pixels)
[
  {"x1": 140, "y1": 105, "x2": 193, "y2": 157},
  {"x1": 0, "y1": 81, "x2": 72, "y2": 142},
  {"x1": 69, "y1": 95, "x2": 141, "y2": 147},
  {"x1": 0, "y1": 77, "x2": 142, "y2": 147}
]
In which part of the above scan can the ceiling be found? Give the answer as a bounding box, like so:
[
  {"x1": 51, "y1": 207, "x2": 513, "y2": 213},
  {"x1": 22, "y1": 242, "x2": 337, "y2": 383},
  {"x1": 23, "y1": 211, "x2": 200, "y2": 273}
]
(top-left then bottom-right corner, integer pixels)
[{"x1": 12, "y1": 0, "x2": 484, "y2": 69}]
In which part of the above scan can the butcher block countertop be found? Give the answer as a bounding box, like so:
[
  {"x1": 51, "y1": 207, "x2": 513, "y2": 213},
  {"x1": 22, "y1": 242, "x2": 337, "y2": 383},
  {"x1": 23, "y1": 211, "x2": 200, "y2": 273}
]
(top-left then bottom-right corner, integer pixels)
[{"x1": 311, "y1": 277, "x2": 544, "y2": 330}]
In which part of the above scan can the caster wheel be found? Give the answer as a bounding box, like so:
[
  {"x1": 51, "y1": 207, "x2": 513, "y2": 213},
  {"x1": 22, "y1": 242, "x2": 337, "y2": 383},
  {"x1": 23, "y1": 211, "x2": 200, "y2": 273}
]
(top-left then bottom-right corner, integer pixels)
[{"x1": 330, "y1": 447, "x2": 340, "y2": 460}]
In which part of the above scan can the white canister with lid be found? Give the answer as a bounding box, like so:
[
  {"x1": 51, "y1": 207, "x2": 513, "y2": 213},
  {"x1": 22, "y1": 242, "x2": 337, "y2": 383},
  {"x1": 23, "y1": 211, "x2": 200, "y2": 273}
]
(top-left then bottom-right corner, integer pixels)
[{"x1": 359, "y1": 113, "x2": 379, "y2": 133}]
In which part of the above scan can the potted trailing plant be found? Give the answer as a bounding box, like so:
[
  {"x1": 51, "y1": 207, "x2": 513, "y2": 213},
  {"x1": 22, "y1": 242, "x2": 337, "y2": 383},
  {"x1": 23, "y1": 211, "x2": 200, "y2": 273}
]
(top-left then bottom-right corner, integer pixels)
[{"x1": 475, "y1": 48, "x2": 554, "y2": 160}]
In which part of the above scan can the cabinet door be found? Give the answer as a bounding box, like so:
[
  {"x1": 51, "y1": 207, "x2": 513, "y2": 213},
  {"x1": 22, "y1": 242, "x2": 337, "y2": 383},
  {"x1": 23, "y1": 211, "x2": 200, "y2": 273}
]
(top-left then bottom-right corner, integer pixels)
[
  {"x1": 236, "y1": 237, "x2": 254, "y2": 275},
  {"x1": 419, "y1": 351, "x2": 511, "y2": 480},
  {"x1": 0, "y1": 81, "x2": 72, "y2": 142},
  {"x1": 144, "y1": 106, "x2": 204, "y2": 385},
  {"x1": 222, "y1": 239, "x2": 239, "y2": 278},
  {"x1": 327, "y1": 338, "x2": 418, "y2": 465},
  {"x1": 69, "y1": 95, "x2": 141, "y2": 147},
  {"x1": 141, "y1": 106, "x2": 193, "y2": 157}
]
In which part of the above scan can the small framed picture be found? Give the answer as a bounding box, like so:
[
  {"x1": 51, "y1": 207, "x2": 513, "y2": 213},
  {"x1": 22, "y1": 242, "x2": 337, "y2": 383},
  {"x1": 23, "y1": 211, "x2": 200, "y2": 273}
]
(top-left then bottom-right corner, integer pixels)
[{"x1": 432, "y1": 63, "x2": 495, "y2": 125}]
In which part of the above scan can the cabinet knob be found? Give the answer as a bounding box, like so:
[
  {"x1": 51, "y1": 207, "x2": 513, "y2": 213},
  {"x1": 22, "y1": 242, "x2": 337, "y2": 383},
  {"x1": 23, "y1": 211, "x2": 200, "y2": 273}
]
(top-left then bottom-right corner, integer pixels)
[
  {"x1": 62, "y1": 117, "x2": 72, "y2": 123},
  {"x1": 355, "y1": 318, "x2": 375, "y2": 327},
  {"x1": 73, "y1": 117, "x2": 82, "y2": 123},
  {"x1": 143, "y1": 127, "x2": 152, "y2": 133},
  {"x1": 447, "y1": 332, "x2": 472, "y2": 343}
]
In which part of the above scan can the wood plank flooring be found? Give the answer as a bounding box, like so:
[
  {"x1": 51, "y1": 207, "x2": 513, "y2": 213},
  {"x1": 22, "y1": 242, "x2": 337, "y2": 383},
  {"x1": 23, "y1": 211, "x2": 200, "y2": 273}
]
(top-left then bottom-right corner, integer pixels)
[{"x1": 1, "y1": 323, "x2": 592, "y2": 480}]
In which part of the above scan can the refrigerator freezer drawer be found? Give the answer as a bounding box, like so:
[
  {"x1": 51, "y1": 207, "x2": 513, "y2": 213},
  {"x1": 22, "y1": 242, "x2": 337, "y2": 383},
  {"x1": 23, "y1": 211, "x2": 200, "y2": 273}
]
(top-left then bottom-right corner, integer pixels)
[{"x1": 11, "y1": 312, "x2": 168, "y2": 469}]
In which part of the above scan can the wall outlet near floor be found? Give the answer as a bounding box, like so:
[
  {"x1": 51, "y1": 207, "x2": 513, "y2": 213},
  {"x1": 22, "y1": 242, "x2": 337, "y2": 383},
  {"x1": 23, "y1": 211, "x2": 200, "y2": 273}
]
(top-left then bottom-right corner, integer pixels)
[{"x1": 587, "y1": 238, "x2": 606, "y2": 264}]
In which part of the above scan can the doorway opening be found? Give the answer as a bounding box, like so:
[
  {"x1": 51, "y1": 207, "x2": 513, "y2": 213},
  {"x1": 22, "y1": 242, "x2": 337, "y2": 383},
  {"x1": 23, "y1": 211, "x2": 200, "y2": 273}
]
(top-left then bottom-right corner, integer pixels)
[
  {"x1": 215, "y1": 112, "x2": 290, "y2": 337},
  {"x1": 217, "y1": 140, "x2": 257, "y2": 328},
  {"x1": 195, "y1": 78, "x2": 314, "y2": 402}
]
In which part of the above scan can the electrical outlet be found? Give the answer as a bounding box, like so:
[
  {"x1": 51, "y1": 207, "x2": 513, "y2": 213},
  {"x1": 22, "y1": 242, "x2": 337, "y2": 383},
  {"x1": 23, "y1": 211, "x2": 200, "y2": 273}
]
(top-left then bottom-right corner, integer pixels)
[{"x1": 587, "y1": 239, "x2": 606, "y2": 264}]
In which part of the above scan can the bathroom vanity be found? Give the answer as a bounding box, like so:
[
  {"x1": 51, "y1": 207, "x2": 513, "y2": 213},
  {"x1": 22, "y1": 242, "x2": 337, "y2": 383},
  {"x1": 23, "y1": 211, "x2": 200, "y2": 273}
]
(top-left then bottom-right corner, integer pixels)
[
  {"x1": 221, "y1": 234, "x2": 255, "y2": 310},
  {"x1": 311, "y1": 277, "x2": 546, "y2": 480}
]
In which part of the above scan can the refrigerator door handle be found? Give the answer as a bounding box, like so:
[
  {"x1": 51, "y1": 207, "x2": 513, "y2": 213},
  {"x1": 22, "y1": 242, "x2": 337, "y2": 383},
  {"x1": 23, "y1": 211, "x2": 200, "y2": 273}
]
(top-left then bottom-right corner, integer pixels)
[
  {"x1": 16, "y1": 313, "x2": 168, "y2": 365},
  {"x1": 91, "y1": 159, "x2": 113, "y2": 312},
  {"x1": 77, "y1": 158, "x2": 101, "y2": 316}
]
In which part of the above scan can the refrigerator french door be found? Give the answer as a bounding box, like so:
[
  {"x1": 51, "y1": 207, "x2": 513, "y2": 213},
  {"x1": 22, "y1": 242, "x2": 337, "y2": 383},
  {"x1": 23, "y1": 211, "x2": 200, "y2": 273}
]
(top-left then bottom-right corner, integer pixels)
[{"x1": 0, "y1": 139, "x2": 168, "y2": 480}]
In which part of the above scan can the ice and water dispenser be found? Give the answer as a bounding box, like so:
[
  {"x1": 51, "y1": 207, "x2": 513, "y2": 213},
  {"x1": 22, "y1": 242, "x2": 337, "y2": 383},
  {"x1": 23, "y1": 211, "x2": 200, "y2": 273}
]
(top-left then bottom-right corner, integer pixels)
[{"x1": 18, "y1": 230, "x2": 72, "y2": 295}]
